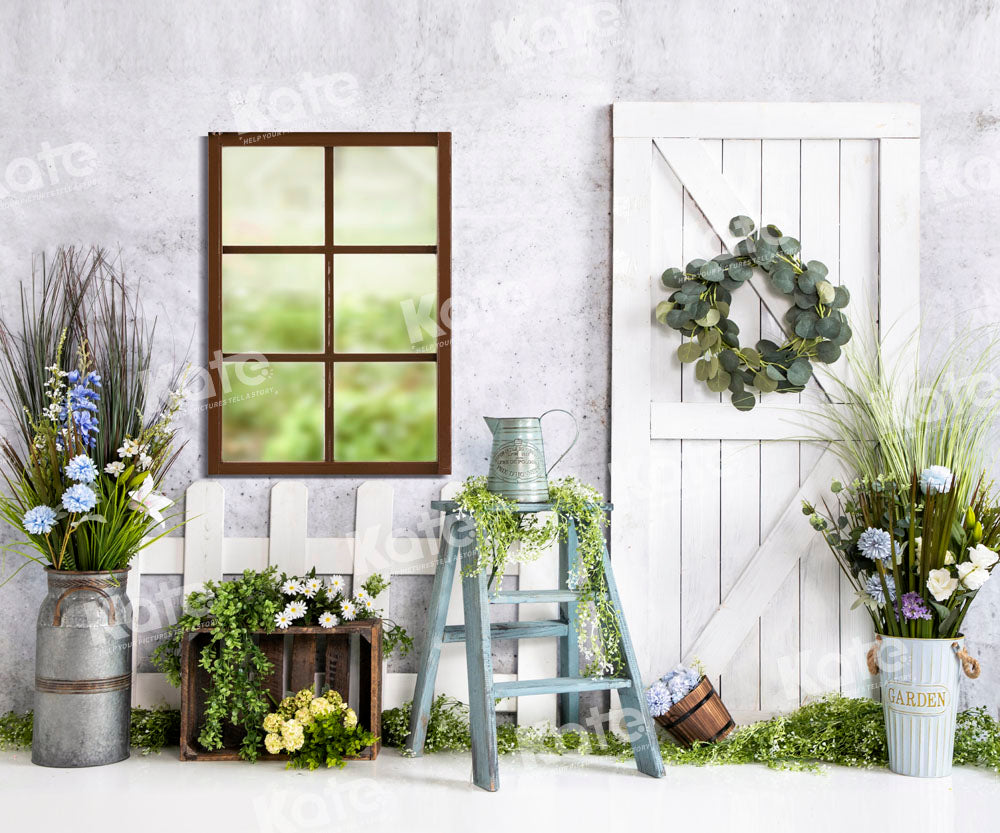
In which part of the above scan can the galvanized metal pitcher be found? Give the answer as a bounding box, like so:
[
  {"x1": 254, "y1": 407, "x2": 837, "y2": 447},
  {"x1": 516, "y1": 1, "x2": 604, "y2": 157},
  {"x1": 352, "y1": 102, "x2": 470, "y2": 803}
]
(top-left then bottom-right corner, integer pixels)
[
  {"x1": 33, "y1": 568, "x2": 133, "y2": 767},
  {"x1": 484, "y1": 410, "x2": 579, "y2": 502}
]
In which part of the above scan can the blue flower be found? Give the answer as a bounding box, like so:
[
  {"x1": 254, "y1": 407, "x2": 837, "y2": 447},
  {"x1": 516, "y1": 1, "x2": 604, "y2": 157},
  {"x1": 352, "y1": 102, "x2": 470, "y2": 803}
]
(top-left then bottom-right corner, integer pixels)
[
  {"x1": 23, "y1": 505, "x2": 58, "y2": 535},
  {"x1": 864, "y1": 572, "x2": 896, "y2": 604},
  {"x1": 65, "y1": 454, "x2": 98, "y2": 483},
  {"x1": 858, "y1": 527, "x2": 893, "y2": 562},
  {"x1": 61, "y1": 484, "x2": 97, "y2": 514},
  {"x1": 646, "y1": 682, "x2": 672, "y2": 717},
  {"x1": 919, "y1": 465, "x2": 953, "y2": 496},
  {"x1": 67, "y1": 369, "x2": 80, "y2": 384},
  {"x1": 661, "y1": 664, "x2": 702, "y2": 704}
]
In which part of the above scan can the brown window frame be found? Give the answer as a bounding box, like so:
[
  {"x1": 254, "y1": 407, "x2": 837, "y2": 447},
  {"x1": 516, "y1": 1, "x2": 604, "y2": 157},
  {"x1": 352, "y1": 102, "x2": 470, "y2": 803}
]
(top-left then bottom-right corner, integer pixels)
[{"x1": 207, "y1": 131, "x2": 451, "y2": 475}]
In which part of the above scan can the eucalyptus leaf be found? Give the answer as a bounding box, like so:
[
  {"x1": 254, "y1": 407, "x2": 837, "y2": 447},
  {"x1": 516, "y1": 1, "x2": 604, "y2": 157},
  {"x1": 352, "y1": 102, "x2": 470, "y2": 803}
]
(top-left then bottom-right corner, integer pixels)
[
  {"x1": 765, "y1": 364, "x2": 785, "y2": 381},
  {"x1": 769, "y1": 265, "x2": 795, "y2": 294},
  {"x1": 816, "y1": 316, "x2": 841, "y2": 339},
  {"x1": 655, "y1": 301, "x2": 675, "y2": 324},
  {"x1": 779, "y1": 236, "x2": 801, "y2": 256},
  {"x1": 719, "y1": 349, "x2": 740, "y2": 372},
  {"x1": 686, "y1": 258, "x2": 707, "y2": 274},
  {"x1": 816, "y1": 279, "x2": 836, "y2": 305},
  {"x1": 806, "y1": 260, "x2": 829, "y2": 278},
  {"x1": 755, "y1": 240, "x2": 778, "y2": 263},
  {"x1": 695, "y1": 308, "x2": 720, "y2": 327},
  {"x1": 787, "y1": 358, "x2": 812, "y2": 386},
  {"x1": 755, "y1": 339, "x2": 779, "y2": 354},
  {"x1": 729, "y1": 215, "x2": 755, "y2": 237},
  {"x1": 754, "y1": 371, "x2": 779, "y2": 393},
  {"x1": 795, "y1": 316, "x2": 816, "y2": 339},
  {"x1": 761, "y1": 223, "x2": 783, "y2": 242},
  {"x1": 816, "y1": 340, "x2": 841, "y2": 363},
  {"x1": 832, "y1": 285, "x2": 851, "y2": 309},
  {"x1": 795, "y1": 291, "x2": 817, "y2": 310},
  {"x1": 798, "y1": 270, "x2": 816, "y2": 294},
  {"x1": 735, "y1": 238, "x2": 756, "y2": 257},
  {"x1": 833, "y1": 322, "x2": 853, "y2": 346},
  {"x1": 742, "y1": 347, "x2": 761, "y2": 369},
  {"x1": 677, "y1": 342, "x2": 702, "y2": 363},
  {"x1": 716, "y1": 301, "x2": 731, "y2": 318},
  {"x1": 731, "y1": 389, "x2": 756, "y2": 410},
  {"x1": 695, "y1": 359, "x2": 711, "y2": 381},
  {"x1": 729, "y1": 262, "x2": 752, "y2": 282},
  {"x1": 707, "y1": 370, "x2": 731, "y2": 393},
  {"x1": 661, "y1": 267, "x2": 685, "y2": 289},
  {"x1": 665, "y1": 308, "x2": 692, "y2": 328},
  {"x1": 700, "y1": 261, "x2": 724, "y2": 283}
]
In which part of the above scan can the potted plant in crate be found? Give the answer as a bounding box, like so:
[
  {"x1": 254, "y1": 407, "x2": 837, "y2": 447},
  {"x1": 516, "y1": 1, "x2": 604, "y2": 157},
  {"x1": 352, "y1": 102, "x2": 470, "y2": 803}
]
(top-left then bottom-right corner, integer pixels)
[
  {"x1": 804, "y1": 331, "x2": 1000, "y2": 777},
  {"x1": 0, "y1": 250, "x2": 186, "y2": 767},
  {"x1": 646, "y1": 662, "x2": 734, "y2": 747}
]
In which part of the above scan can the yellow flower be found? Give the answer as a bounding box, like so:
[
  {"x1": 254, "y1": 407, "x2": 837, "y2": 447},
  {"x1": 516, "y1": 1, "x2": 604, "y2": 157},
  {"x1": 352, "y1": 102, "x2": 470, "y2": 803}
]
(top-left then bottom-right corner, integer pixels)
[
  {"x1": 325, "y1": 689, "x2": 344, "y2": 708},
  {"x1": 264, "y1": 733, "x2": 284, "y2": 754},
  {"x1": 344, "y1": 708, "x2": 358, "y2": 729},
  {"x1": 281, "y1": 719, "x2": 305, "y2": 752},
  {"x1": 295, "y1": 706, "x2": 315, "y2": 726},
  {"x1": 309, "y1": 697, "x2": 333, "y2": 717},
  {"x1": 262, "y1": 713, "x2": 283, "y2": 734},
  {"x1": 294, "y1": 688, "x2": 315, "y2": 708}
]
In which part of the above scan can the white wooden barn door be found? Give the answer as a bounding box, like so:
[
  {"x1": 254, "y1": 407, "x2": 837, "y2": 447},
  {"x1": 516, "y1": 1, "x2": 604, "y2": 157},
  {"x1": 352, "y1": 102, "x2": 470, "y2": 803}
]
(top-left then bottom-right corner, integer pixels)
[{"x1": 610, "y1": 103, "x2": 920, "y2": 719}]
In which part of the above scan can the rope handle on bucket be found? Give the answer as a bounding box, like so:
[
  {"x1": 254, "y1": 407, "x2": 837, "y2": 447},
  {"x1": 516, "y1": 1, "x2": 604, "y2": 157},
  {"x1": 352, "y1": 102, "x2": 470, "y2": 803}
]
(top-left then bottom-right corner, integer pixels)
[
  {"x1": 865, "y1": 634, "x2": 981, "y2": 679},
  {"x1": 52, "y1": 585, "x2": 116, "y2": 627}
]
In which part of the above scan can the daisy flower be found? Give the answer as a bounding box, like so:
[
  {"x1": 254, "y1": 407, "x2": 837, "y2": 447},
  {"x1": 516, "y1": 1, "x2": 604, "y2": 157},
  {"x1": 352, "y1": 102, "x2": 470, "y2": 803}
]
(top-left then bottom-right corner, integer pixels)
[
  {"x1": 281, "y1": 578, "x2": 302, "y2": 596},
  {"x1": 274, "y1": 610, "x2": 292, "y2": 629},
  {"x1": 340, "y1": 600, "x2": 357, "y2": 621},
  {"x1": 104, "y1": 461, "x2": 125, "y2": 478},
  {"x1": 354, "y1": 587, "x2": 370, "y2": 602},
  {"x1": 118, "y1": 438, "x2": 140, "y2": 458},
  {"x1": 302, "y1": 577, "x2": 322, "y2": 598},
  {"x1": 361, "y1": 598, "x2": 375, "y2": 613},
  {"x1": 327, "y1": 576, "x2": 345, "y2": 593},
  {"x1": 286, "y1": 601, "x2": 307, "y2": 619},
  {"x1": 318, "y1": 611, "x2": 338, "y2": 629}
]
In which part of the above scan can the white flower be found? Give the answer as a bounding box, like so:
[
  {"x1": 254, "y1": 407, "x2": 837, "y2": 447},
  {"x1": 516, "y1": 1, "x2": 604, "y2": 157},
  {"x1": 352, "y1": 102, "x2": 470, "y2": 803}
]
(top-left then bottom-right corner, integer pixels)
[
  {"x1": 340, "y1": 600, "x2": 357, "y2": 620},
  {"x1": 138, "y1": 452, "x2": 153, "y2": 471},
  {"x1": 926, "y1": 568, "x2": 959, "y2": 602},
  {"x1": 302, "y1": 578, "x2": 322, "y2": 598},
  {"x1": 361, "y1": 597, "x2": 375, "y2": 613},
  {"x1": 281, "y1": 579, "x2": 301, "y2": 596},
  {"x1": 286, "y1": 601, "x2": 307, "y2": 619},
  {"x1": 968, "y1": 544, "x2": 999, "y2": 570},
  {"x1": 118, "y1": 438, "x2": 140, "y2": 458},
  {"x1": 354, "y1": 587, "x2": 370, "y2": 602},
  {"x1": 958, "y1": 560, "x2": 991, "y2": 591},
  {"x1": 944, "y1": 550, "x2": 956, "y2": 565},
  {"x1": 264, "y1": 733, "x2": 284, "y2": 754},
  {"x1": 104, "y1": 461, "x2": 125, "y2": 478},
  {"x1": 327, "y1": 576, "x2": 345, "y2": 593},
  {"x1": 274, "y1": 610, "x2": 292, "y2": 629},
  {"x1": 318, "y1": 611, "x2": 338, "y2": 629},
  {"x1": 127, "y1": 478, "x2": 173, "y2": 527}
]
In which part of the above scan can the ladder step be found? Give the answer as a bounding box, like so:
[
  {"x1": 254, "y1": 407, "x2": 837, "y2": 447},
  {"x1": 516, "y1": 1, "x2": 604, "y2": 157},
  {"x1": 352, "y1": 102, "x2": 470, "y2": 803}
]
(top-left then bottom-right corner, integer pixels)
[
  {"x1": 493, "y1": 677, "x2": 632, "y2": 698},
  {"x1": 442, "y1": 620, "x2": 569, "y2": 643},
  {"x1": 489, "y1": 590, "x2": 578, "y2": 605}
]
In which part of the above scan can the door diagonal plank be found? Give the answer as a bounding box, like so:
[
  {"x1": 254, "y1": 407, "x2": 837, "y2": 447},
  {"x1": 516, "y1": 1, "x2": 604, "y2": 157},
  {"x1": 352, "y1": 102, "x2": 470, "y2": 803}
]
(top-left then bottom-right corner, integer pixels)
[{"x1": 682, "y1": 449, "x2": 840, "y2": 674}]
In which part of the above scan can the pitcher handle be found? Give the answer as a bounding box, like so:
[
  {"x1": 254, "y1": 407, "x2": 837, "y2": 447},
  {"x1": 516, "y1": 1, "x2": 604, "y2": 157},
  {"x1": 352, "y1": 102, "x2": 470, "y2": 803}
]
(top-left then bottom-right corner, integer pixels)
[{"x1": 540, "y1": 409, "x2": 579, "y2": 475}]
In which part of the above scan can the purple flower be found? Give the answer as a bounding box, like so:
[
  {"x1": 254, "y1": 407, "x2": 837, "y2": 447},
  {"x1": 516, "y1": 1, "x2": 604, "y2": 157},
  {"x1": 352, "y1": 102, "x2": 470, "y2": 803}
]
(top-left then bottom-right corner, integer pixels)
[
  {"x1": 899, "y1": 591, "x2": 932, "y2": 621},
  {"x1": 661, "y1": 664, "x2": 702, "y2": 704}
]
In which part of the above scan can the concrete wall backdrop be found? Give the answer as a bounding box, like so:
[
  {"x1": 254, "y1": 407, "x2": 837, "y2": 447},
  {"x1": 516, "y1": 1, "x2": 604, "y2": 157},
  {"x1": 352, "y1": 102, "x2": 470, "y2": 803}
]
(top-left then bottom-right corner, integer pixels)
[{"x1": 1, "y1": 0, "x2": 999, "y2": 713}]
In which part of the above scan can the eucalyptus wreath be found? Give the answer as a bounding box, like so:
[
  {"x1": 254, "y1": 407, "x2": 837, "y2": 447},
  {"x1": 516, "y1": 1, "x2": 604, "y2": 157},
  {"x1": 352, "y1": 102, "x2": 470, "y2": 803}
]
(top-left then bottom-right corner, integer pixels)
[{"x1": 655, "y1": 215, "x2": 852, "y2": 410}]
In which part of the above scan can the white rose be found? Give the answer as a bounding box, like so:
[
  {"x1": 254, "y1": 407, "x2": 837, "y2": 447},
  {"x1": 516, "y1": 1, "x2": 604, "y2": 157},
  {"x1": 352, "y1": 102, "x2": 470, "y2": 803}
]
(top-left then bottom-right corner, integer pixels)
[
  {"x1": 944, "y1": 550, "x2": 956, "y2": 565},
  {"x1": 926, "y1": 568, "x2": 958, "y2": 602},
  {"x1": 968, "y1": 544, "x2": 999, "y2": 570},
  {"x1": 958, "y1": 561, "x2": 991, "y2": 591}
]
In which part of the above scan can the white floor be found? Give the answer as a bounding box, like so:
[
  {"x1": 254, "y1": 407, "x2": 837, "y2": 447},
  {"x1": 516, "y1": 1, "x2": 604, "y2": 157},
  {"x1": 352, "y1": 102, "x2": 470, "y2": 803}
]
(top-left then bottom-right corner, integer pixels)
[{"x1": 2, "y1": 747, "x2": 997, "y2": 833}]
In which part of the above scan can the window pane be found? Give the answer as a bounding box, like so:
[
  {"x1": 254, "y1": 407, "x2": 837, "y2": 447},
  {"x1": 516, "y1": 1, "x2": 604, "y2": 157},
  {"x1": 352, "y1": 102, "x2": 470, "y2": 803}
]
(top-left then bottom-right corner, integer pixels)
[
  {"x1": 334, "y1": 254, "x2": 437, "y2": 354},
  {"x1": 222, "y1": 255, "x2": 325, "y2": 353},
  {"x1": 333, "y1": 363, "x2": 436, "y2": 462},
  {"x1": 222, "y1": 362, "x2": 324, "y2": 462},
  {"x1": 333, "y1": 146, "x2": 436, "y2": 245},
  {"x1": 222, "y1": 146, "x2": 324, "y2": 244}
]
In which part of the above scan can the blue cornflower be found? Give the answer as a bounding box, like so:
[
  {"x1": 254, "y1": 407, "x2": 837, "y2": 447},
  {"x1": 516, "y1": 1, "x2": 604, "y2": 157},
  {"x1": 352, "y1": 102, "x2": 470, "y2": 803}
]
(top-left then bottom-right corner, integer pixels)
[
  {"x1": 23, "y1": 505, "x2": 58, "y2": 535},
  {"x1": 919, "y1": 465, "x2": 953, "y2": 496},
  {"x1": 65, "y1": 454, "x2": 98, "y2": 483},
  {"x1": 864, "y1": 572, "x2": 896, "y2": 604},
  {"x1": 646, "y1": 682, "x2": 672, "y2": 717},
  {"x1": 858, "y1": 527, "x2": 893, "y2": 562},
  {"x1": 61, "y1": 484, "x2": 97, "y2": 514}
]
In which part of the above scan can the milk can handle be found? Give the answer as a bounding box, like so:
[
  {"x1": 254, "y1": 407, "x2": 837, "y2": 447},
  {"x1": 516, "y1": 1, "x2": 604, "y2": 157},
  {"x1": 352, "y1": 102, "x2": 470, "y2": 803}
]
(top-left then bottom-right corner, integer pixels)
[
  {"x1": 52, "y1": 586, "x2": 116, "y2": 627},
  {"x1": 540, "y1": 409, "x2": 579, "y2": 475}
]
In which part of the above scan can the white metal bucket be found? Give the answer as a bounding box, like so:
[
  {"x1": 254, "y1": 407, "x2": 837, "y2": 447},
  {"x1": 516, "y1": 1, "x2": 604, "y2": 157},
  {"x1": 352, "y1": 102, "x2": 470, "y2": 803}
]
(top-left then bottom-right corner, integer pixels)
[{"x1": 878, "y1": 636, "x2": 963, "y2": 778}]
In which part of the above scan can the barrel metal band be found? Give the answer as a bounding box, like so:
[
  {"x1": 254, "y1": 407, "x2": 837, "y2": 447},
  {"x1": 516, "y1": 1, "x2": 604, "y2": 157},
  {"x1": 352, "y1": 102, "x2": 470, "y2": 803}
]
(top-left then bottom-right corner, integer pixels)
[
  {"x1": 659, "y1": 684, "x2": 715, "y2": 729},
  {"x1": 35, "y1": 673, "x2": 131, "y2": 694}
]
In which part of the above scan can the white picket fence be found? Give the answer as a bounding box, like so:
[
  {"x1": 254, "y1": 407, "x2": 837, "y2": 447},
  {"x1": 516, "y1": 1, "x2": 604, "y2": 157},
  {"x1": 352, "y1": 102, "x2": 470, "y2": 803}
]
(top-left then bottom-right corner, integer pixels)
[{"x1": 128, "y1": 479, "x2": 559, "y2": 725}]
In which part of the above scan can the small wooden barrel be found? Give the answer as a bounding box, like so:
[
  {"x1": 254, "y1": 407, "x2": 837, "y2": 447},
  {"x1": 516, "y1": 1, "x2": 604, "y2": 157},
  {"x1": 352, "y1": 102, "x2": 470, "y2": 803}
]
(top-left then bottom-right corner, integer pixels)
[{"x1": 655, "y1": 676, "x2": 734, "y2": 748}]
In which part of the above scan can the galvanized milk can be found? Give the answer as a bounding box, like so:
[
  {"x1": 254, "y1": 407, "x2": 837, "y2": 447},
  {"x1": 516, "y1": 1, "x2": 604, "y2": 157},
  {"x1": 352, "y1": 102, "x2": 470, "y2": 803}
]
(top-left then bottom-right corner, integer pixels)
[
  {"x1": 33, "y1": 568, "x2": 133, "y2": 767},
  {"x1": 484, "y1": 410, "x2": 578, "y2": 502}
]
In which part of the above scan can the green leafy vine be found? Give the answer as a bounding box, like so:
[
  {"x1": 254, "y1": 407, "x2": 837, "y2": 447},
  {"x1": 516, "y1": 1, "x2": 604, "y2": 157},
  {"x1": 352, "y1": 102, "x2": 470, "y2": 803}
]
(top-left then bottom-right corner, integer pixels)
[{"x1": 454, "y1": 476, "x2": 623, "y2": 677}]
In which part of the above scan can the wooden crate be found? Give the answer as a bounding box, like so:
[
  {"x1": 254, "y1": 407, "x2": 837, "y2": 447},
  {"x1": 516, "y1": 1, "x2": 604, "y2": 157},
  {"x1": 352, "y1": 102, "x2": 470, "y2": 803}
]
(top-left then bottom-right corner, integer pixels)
[{"x1": 179, "y1": 619, "x2": 382, "y2": 761}]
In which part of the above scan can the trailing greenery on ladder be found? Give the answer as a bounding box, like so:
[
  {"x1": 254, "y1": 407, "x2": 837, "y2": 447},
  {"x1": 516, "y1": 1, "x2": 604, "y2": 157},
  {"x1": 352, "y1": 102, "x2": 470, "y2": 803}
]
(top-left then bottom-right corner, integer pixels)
[{"x1": 453, "y1": 476, "x2": 623, "y2": 677}]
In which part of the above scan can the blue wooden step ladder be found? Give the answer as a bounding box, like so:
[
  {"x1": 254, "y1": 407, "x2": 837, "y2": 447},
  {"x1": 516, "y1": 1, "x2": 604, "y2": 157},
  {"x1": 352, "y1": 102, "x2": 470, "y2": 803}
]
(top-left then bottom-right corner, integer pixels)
[{"x1": 405, "y1": 501, "x2": 665, "y2": 791}]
